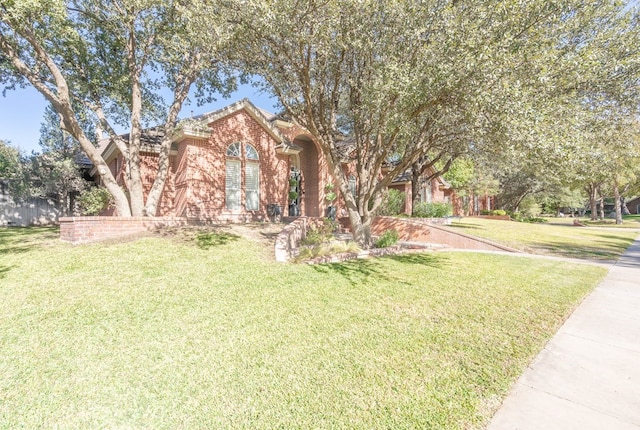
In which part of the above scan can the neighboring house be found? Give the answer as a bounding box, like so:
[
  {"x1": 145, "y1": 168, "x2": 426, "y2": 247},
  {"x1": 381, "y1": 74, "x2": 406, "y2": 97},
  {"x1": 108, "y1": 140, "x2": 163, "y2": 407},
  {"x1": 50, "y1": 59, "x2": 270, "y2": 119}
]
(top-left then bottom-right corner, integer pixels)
[
  {"x1": 387, "y1": 168, "x2": 456, "y2": 215},
  {"x1": 98, "y1": 98, "x2": 454, "y2": 220},
  {"x1": 625, "y1": 196, "x2": 640, "y2": 215}
]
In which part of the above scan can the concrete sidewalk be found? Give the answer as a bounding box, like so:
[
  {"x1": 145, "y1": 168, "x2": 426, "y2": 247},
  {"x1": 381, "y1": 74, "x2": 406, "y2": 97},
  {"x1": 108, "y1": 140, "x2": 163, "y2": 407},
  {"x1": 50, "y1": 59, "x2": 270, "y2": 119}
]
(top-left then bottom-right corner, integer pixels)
[{"x1": 488, "y1": 235, "x2": 640, "y2": 430}]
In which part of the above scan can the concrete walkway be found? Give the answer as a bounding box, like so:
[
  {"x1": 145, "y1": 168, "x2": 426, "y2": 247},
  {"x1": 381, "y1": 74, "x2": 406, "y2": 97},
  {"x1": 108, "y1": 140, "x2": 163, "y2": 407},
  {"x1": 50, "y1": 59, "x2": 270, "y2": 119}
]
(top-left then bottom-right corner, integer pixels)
[{"x1": 488, "y1": 235, "x2": 640, "y2": 429}]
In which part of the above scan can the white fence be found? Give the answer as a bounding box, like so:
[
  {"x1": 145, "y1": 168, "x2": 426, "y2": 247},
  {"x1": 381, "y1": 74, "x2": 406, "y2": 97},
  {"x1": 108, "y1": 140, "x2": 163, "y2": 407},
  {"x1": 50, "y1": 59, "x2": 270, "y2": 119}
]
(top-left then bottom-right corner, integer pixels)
[{"x1": 0, "y1": 197, "x2": 60, "y2": 226}]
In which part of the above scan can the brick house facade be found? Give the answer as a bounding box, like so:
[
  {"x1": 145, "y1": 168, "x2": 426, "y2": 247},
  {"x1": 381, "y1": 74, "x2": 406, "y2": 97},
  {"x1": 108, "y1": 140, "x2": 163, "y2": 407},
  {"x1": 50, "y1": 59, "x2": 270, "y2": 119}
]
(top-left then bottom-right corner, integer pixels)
[{"x1": 99, "y1": 98, "x2": 457, "y2": 220}]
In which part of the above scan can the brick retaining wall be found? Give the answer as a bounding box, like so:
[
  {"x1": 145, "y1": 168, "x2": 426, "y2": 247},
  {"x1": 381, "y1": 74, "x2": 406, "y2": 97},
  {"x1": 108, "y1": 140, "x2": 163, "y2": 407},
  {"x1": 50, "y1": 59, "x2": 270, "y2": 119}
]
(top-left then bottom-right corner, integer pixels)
[
  {"x1": 274, "y1": 217, "x2": 309, "y2": 262},
  {"x1": 59, "y1": 216, "x2": 194, "y2": 243},
  {"x1": 372, "y1": 216, "x2": 517, "y2": 252}
]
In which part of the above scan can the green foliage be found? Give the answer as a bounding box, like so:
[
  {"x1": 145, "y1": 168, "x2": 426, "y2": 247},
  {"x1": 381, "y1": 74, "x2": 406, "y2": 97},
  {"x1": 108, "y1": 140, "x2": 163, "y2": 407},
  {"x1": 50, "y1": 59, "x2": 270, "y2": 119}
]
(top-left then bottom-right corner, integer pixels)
[
  {"x1": 507, "y1": 212, "x2": 547, "y2": 224},
  {"x1": 374, "y1": 229, "x2": 399, "y2": 248},
  {"x1": 325, "y1": 182, "x2": 337, "y2": 204},
  {"x1": 0, "y1": 140, "x2": 20, "y2": 179},
  {"x1": 519, "y1": 196, "x2": 542, "y2": 217},
  {"x1": 377, "y1": 189, "x2": 405, "y2": 216},
  {"x1": 481, "y1": 209, "x2": 507, "y2": 216},
  {"x1": 443, "y1": 158, "x2": 475, "y2": 192},
  {"x1": 0, "y1": 0, "x2": 236, "y2": 216},
  {"x1": 78, "y1": 187, "x2": 112, "y2": 215},
  {"x1": 413, "y1": 202, "x2": 453, "y2": 218},
  {"x1": 301, "y1": 219, "x2": 337, "y2": 246}
]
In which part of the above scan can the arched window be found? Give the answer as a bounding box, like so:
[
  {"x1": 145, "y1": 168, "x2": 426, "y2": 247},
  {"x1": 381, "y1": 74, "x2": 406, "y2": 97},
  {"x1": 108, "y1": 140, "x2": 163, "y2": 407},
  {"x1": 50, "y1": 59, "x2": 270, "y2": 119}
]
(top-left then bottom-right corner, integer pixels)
[
  {"x1": 244, "y1": 144, "x2": 260, "y2": 210},
  {"x1": 225, "y1": 142, "x2": 260, "y2": 211},
  {"x1": 226, "y1": 142, "x2": 241, "y2": 157}
]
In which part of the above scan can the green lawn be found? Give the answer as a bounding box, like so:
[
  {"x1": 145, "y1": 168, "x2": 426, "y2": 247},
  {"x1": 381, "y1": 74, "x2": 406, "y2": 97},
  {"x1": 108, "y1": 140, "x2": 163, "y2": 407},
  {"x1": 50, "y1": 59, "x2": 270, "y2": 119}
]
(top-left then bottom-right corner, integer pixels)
[
  {"x1": 449, "y1": 217, "x2": 639, "y2": 260},
  {"x1": 0, "y1": 226, "x2": 610, "y2": 429}
]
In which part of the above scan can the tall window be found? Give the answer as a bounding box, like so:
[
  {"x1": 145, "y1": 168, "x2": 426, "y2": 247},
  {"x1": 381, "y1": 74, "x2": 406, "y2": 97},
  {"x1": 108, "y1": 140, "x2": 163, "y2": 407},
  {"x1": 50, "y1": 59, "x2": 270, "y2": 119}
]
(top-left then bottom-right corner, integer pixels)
[
  {"x1": 348, "y1": 175, "x2": 357, "y2": 197},
  {"x1": 225, "y1": 142, "x2": 260, "y2": 211},
  {"x1": 420, "y1": 179, "x2": 432, "y2": 203}
]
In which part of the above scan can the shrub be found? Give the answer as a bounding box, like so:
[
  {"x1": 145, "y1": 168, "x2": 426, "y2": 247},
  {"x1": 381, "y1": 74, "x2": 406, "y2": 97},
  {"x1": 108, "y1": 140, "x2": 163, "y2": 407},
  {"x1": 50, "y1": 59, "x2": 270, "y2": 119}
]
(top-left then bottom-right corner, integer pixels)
[
  {"x1": 412, "y1": 202, "x2": 453, "y2": 218},
  {"x1": 294, "y1": 241, "x2": 361, "y2": 262},
  {"x1": 78, "y1": 186, "x2": 112, "y2": 215},
  {"x1": 377, "y1": 189, "x2": 405, "y2": 216},
  {"x1": 302, "y1": 219, "x2": 337, "y2": 245},
  {"x1": 490, "y1": 209, "x2": 507, "y2": 216},
  {"x1": 374, "y1": 229, "x2": 399, "y2": 248},
  {"x1": 509, "y1": 212, "x2": 547, "y2": 223}
]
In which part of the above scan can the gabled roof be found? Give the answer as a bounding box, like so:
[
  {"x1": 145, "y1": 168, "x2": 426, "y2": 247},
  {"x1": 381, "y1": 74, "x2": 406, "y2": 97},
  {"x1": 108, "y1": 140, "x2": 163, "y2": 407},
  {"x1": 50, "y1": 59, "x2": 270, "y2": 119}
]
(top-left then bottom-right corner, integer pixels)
[
  {"x1": 198, "y1": 98, "x2": 301, "y2": 152},
  {"x1": 99, "y1": 99, "x2": 303, "y2": 161},
  {"x1": 198, "y1": 98, "x2": 302, "y2": 154}
]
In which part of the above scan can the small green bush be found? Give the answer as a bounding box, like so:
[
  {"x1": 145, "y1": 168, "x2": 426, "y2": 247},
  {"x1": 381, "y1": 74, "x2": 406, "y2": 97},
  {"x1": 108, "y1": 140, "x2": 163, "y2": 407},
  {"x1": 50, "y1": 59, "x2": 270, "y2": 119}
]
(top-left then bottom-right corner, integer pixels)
[
  {"x1": 78, "y1": 186, "x2": 112, "y2": 215},
  {"x1": 509, "y1": 212, "x2": 547, "y2": 223},
  {"x1": 412, "y1": 202, "x2": 453, "y2": 218},
  {"x1": 374, "y1": 229, "x2": 399, "y2": 248},
  {"x1": 490, "y1": 209, "x2": 507, "y2": 216},
  {"x1": 377, "y1": 189, "x2": 406, "y2": 216},
  {"x1": 302, "y1": 219, "x2": 336, "y2": 245}
]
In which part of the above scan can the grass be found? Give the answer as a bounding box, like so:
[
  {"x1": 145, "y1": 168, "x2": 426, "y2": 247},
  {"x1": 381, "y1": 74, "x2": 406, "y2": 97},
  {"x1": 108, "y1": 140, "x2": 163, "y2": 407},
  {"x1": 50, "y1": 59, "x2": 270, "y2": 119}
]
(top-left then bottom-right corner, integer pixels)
[
  {"x1": 450, "y1": 217, "x2": 639, "y2": 260},
  {"x1": 541, "y1": 214, "x2": 640, "y2": 229},
  {"x1": 581, "y1": 214, "x2": 640, "y2": 228},
  {"x1": 0, "y1": 226, "x2": 611, "y2": 429}
]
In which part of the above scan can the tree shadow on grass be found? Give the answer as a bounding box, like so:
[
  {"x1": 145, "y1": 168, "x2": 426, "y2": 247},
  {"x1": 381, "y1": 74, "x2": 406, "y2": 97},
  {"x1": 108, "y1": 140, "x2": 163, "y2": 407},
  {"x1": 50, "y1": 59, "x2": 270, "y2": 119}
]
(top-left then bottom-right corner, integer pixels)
[
  {"x1": 312, "y1": 252, "x2": 449, "y2": 285},
  {"x1": 592, "y1": 234, "x2": 637, "y2": 246},
  {"x1": 0, "y1": 265, "x2": 14, "y2": 279},
  {"x1": 196, "y1": 232, "x2": 240, "y2": 249},
  {"x1": 528, "y1": 241, "x2": 626, "y2": 260},
  {"x1": 0, "y1": 227, "x2": 59, "y2": 254},
  {"x1": 386, "y1": 253, "x2": 450, "y2": 267}
]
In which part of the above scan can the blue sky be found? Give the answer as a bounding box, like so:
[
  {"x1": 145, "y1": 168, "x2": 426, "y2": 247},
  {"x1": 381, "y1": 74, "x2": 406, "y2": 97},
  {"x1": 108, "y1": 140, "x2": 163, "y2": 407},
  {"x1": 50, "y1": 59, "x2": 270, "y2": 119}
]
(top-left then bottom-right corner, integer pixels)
[{"x1": 0, "y1": 83, "x2": 279, "y2": 154}]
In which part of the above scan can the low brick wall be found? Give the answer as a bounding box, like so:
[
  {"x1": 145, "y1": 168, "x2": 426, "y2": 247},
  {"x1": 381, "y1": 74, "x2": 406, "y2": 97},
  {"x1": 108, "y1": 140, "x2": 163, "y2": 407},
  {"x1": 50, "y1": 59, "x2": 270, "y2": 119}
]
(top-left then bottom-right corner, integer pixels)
[
  {"x1": 59, "y1": 216, "x2": 193, "y2": 243},
  {"x1": 274, "y1": 217, "x2": 309, "y2": 262},
  {"x1": 372, "y1": 216, "x2": 517, "y2": 252}
]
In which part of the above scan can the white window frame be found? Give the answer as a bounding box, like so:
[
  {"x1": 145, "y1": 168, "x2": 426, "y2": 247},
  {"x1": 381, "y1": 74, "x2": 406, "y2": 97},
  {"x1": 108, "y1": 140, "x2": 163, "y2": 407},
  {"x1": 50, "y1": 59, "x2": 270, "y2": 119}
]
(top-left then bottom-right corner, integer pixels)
[
  {"x1": 225, "y1": 143, "x2": 260, "y2": 212},
  {"x1": 225, "y1": 159, "x2": 241, "y2": 210}
]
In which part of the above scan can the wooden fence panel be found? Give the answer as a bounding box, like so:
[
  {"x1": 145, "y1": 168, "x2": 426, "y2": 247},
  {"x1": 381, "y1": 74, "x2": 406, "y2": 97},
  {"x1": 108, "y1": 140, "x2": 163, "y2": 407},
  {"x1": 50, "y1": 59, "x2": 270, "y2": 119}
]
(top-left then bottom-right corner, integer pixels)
[{"x1": 0, "y1": 198, "x2": 60, "y2": 226}]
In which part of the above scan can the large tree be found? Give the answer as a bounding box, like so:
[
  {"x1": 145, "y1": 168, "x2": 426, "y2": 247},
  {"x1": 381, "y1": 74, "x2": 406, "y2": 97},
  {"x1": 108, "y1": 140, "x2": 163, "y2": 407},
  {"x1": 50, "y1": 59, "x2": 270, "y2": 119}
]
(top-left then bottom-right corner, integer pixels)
[
  {"x1": 31, "y1": 104, "x2": 93, "y2": 215},
  {"x1": 0, "y1": 0, "x2": 233, "y2": 216},
  {"x1": 226, "y1": 0, "x2": 637, "y2": 246}
]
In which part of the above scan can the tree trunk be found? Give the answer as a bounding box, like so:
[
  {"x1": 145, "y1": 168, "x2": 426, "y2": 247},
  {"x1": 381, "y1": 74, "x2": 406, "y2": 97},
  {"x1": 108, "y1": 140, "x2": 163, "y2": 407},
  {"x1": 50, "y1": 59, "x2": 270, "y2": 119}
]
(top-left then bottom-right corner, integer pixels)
[
  {"x1": 598, "y1": 192, "x2": 605, "y2": 220},
  {"x1": 127, "y1": 73, "x2": 146, "y2": 217},
  {"x1": 410, "y1": 167, "x2": 421, "y2": 214},
  {"x1": 613, "y1": 182, "x2": 622, "y2": 225},
  {"x1": 144, "y1": 69, "x2": 196, "y2": 216},
  {"x1": 60, "y1": 110, "x2": 132, "y2": 217},
  {"x1": 587, "y1": 183, "x2": 597, "y2": 221}
]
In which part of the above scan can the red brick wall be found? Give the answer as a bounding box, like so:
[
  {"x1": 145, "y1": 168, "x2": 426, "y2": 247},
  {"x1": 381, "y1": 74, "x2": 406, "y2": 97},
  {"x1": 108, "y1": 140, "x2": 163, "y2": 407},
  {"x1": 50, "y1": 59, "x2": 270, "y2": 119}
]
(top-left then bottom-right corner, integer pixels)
[
  {"x1": 59, "y1": 216, "x2": 193, "y2": 243},
  {"x1": 371, "y1": 216, "x2": 516, "y2": 252},
  {"x1": 125, "y1": 109, "x2": 297, "y2": 219},
  {"x1": 205, "y1": 110, "x2": 289, "y2": 215}
]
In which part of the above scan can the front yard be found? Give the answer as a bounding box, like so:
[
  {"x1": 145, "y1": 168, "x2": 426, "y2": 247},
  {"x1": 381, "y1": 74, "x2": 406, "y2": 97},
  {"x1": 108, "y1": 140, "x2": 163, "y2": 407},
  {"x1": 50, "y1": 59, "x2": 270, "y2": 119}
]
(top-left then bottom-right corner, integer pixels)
[
  {"x1": 449, "y1": 217, "x2": 639, "y2": 260},
  {"x1": 0, "y1": 226, "x2": 614, "y2": 429}
]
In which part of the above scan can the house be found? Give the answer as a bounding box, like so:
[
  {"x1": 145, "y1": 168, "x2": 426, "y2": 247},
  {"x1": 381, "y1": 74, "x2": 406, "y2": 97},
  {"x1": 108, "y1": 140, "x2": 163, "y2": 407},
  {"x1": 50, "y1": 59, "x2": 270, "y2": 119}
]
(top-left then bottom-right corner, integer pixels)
[
  {"x1": 387, "y1": 168, "x2": 456, "y2": 215},
  {"x1": 625, "y1": 196, "x2": 640, "y2": 215},
  {"x1": 98, "y1": 99, "x2": 456, "y2": 220}
]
